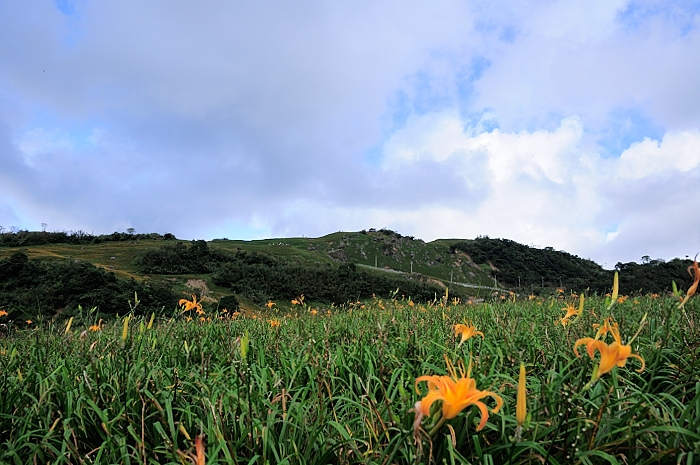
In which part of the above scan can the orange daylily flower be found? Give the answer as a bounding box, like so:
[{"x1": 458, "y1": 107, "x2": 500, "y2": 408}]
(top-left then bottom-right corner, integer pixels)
[
  {"x1": 574, "y1": 318, "x2": 645, "y2": 381},
  {"x1": 679, "y1": 256, "x2": 699, "y2": 309},
  {"x1": 454, "y1": 323, "x2": 484, "y2": 346},
  {"x1": 179, "y1": 295, "x2": 203, "y2": 313},
  {"x1": 89, "y1": 319, "x2": 104, "y2": 332},
  {"x1": 560, "y1": 294, "x2": 585, "y2": 327},
  {"x1": 415, "y1": 356, "x2": 502, "y2": 433},
  {"x1": 560, "y1": 304, "x2": 578, "y2": 327},
  {"x1": 0, "y1": 309, "x2": 8, "y2": 317},
  {"x1": 266, "y1": 301, "x2": 276, "y2": 309},
  {"x1": 591, "y1": 316, "x2": 614, "y2": 339},
  {"x1": 269, "y1": 319, "x2": 281, "y2": 327}
]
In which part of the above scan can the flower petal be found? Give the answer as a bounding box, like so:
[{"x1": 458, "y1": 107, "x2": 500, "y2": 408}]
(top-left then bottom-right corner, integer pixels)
[{"x1": 629, "y1": 352, "x2": 646, "y2": 372}]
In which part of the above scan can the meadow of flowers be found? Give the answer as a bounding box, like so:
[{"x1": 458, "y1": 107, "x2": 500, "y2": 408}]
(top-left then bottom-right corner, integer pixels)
[{"x1": 0, "y1": 270, "x2": 699, "y2": 464}]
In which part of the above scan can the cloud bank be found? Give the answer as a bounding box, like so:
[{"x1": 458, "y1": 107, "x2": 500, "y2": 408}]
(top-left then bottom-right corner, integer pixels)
[{"x1": 1, "y1": 0, "x2": 700, "y2": 267}]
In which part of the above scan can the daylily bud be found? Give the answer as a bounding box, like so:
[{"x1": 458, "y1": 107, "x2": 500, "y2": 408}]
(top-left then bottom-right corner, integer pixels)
[
  {"x1": 607, "y1": 272, "x2": 619, "y2": 310},
  {"x1": 121, "y1": 315, "x2": 130, "y2": 342},
  {"x1": 240, "y1": 331, "x2": 250, "y2": 361},
  {"x1": 516, "y1": 363, "x2": 527, "y2": 428},
  {"x1": 64, "y1": 316, "x2": 74, "y2": 335}
]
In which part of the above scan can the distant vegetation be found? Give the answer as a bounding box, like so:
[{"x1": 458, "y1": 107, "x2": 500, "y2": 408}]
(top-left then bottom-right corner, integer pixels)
[
  {"x1": 614, "y1": 258, "x2": 695, "y2": 295},
  {"x1": 136, "y1": 240, "x2": 228, "y2": 274},
  {"x1": 0, "y1": 229, "x2": 176, "y2": 247},
  {"x1": 449, "y1": 237, "x2": 693, "y2": 295},
  {"x1": 136, "y1": 240, "x2": 465, "y2": 304},
  {"x1": 0, "y1": 251, "x2": 175, "y2": 322},
  {"x1": 0, "y1": 229, "x2": 696, "y2": 323},
  {"x1": 211, "y1": 261, "x2": 454, "y2": 304}
]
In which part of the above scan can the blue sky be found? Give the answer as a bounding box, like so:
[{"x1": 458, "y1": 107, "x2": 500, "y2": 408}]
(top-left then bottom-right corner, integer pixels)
[{"x1": 1, "y1": 0, "x2": 700, "y2": 267}]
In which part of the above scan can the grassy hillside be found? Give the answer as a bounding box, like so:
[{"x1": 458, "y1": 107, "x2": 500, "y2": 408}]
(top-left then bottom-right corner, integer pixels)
[
  {"x1": 0, "y1": 229, "x2": 497, "y2": 302},
  {"x1": 0, "y1": 229, "x2": 694, "y2": 318},
  {"x1": 0, "y1": 240, "x2": 156, "y2": 280},
  {"x1": 212, "y1": 229, "x2": 497, "y2": 288}
]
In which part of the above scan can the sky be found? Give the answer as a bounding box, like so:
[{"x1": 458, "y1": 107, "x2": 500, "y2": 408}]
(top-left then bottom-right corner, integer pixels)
[{"x1": 1, "y1": 0, "x2": 700, "y2": 268}]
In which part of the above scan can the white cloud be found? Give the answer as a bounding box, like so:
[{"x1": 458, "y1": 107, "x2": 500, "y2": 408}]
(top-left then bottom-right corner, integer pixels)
[
  {"x1": 379, "y1": 113, "x2": 602, "y2": 250},
  {"x1": 616, "y1": 130, "x2": 700, "y2": 179},
  {"x1": 472, "y1": 0, "x2": 700, "y2": 132},
  {"x1": 382, "y1": 112, "x2": 585, "y2": 182},
  {"x1": 1, "y1": 1, "x2": 700, "y2": 268}
]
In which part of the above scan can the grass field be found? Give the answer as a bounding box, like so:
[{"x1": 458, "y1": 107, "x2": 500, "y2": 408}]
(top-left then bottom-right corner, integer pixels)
[{"x1": 1, "y1": 289, "x2": 698, "y2": 464}]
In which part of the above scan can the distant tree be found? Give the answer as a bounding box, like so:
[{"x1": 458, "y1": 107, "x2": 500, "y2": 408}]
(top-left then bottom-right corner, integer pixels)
[
  {"x1": 127, "y1": 228, "x2": 135, "y2": 235},
  {"x1": 41, "y1": 223, "x2": 47, "y2": 232},
  {"x1": 218, "y1": 295, "x2": 240, "y2": 311}
]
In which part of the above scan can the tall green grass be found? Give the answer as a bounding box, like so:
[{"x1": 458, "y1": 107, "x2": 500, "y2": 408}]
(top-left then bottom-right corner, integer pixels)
[{"x1": 1, "y1": 294, "x2": 698, "y2": 464}]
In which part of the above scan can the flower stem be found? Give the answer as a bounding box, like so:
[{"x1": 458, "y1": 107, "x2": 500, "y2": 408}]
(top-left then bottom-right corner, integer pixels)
[{"x1": 427, "y1": 416, "x2": 446, "y2": 437}]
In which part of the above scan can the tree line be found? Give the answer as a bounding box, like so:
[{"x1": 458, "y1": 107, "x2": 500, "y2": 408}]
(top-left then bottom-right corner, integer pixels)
[
  {"x1": 0, "y1": 230, "x2": 177, "y2": 247},
  {"x1": 450, "y1": 237, "x2": 694, "y2": 295}
]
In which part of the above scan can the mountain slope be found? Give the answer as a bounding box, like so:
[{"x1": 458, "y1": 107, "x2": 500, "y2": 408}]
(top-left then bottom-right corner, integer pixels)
[{"x1": 0, "y1": 229, "x2": 694, "y2": 312}]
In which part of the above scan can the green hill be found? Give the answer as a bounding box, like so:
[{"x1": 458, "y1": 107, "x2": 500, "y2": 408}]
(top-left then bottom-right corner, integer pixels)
[{"x1": 0, "y1": 229, "x2": 694, "y2": 322}]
